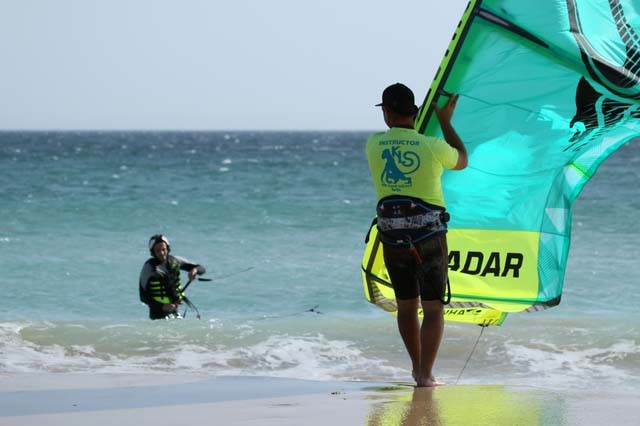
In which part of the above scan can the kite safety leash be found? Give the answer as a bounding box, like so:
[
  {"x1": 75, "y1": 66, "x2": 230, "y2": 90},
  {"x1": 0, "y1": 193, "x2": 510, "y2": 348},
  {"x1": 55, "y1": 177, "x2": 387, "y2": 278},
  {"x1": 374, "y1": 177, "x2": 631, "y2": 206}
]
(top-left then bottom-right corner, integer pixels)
[
  {"x1": 454, "y1": 324, "x2": 487, "y2": 385},
  {"x1": 181, "y1": 295, "x2": 201, "y2": 319}
]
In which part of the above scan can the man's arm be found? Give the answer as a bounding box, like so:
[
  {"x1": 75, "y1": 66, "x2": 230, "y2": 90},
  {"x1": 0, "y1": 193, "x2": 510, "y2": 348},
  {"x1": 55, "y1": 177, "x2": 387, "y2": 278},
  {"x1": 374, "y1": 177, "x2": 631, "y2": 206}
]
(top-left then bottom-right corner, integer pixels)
[
  {"x1": 139, "y1": 262, "x2": 154, "y2": 305},
  {"x1": 434, "y1": 94, "x2": 467, "y2": 170},
  {"x1": 174, "y1": 255, "x2": 206, "y2": 281}
]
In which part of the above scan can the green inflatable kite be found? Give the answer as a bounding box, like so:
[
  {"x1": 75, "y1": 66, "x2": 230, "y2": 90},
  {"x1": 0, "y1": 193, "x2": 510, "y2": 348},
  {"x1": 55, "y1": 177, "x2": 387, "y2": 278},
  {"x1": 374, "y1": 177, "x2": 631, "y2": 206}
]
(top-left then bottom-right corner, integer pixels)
[{"x1": 362, "y1": 0, "x2": 640, "y2": 326}]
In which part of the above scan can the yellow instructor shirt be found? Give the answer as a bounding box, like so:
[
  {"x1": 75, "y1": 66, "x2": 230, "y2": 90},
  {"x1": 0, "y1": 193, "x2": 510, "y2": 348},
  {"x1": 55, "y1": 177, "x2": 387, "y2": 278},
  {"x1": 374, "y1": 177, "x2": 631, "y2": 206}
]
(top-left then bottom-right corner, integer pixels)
[{"x1": 366, "y1": 127, "x2": 458, "y2": 207}]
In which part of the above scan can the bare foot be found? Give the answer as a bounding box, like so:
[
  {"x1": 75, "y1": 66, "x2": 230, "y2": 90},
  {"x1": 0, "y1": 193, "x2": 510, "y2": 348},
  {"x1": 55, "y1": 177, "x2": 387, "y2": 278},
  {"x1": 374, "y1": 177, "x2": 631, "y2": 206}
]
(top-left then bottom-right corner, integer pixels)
[{"x1": 416, "y1": 376, "x2": 446, "y2": 387}]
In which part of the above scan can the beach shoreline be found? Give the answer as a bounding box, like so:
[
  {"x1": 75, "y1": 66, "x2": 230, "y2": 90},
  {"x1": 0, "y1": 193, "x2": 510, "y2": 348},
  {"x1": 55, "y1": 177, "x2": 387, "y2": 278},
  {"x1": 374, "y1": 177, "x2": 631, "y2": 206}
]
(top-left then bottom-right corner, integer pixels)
[{"x1": 1, "y1": 373, "x2": 638, "y2": 426}]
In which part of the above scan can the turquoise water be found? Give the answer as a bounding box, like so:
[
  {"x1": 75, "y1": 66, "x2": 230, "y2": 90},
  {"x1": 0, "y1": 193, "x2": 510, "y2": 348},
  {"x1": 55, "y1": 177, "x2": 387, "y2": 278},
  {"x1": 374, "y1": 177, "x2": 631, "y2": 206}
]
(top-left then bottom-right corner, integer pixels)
[{"x1": 1, "y1": 131, "x2": 638, "y2": 389}]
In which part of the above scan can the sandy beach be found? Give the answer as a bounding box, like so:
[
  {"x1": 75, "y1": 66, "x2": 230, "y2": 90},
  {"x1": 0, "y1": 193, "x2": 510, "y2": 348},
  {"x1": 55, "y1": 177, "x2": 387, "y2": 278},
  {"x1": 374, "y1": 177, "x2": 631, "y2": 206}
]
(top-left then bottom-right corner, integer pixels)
[{"x1": 1, "y1": 373, "x2": 638, "y2": 426}]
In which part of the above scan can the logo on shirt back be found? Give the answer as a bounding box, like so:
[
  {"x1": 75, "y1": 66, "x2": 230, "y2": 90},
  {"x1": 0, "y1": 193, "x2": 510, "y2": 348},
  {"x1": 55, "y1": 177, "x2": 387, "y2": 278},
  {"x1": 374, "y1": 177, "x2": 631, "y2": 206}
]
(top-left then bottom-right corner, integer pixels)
[{"x1": 381, "y1": 146, "x2": 420, "y2": 191}]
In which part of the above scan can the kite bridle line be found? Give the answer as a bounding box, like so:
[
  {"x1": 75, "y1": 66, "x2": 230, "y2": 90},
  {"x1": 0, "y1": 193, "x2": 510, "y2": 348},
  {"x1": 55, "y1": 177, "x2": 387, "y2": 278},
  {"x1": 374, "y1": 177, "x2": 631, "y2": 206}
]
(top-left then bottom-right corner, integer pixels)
[
  {"x1": 454, "y1": 324, "x2": 488, "y2": 385},
  {"x1": 179, "y1": 267, "x2": 256, "y2": 319}
]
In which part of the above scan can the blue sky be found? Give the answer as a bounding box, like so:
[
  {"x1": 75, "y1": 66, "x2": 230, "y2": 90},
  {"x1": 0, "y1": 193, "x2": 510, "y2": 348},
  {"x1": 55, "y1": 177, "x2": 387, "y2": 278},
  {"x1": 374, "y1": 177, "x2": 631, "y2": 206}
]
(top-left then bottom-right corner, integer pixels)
[{"x1": 0, "y1": 0, "x2": 468, "y2": 130}]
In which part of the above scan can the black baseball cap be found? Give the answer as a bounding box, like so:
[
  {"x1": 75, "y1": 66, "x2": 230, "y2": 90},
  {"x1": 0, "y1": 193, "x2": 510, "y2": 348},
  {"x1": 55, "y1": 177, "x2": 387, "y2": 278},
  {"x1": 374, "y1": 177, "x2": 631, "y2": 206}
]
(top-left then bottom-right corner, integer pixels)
[{"x1": 375, "y1": 83, "x2": 419, "y2": 116}]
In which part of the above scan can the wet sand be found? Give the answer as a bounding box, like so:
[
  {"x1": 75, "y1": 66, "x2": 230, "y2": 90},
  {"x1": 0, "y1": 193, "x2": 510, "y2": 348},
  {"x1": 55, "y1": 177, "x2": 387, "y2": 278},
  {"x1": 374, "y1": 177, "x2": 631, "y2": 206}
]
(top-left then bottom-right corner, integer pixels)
[{"x1": 1, "y1": 373, "x2": 638, "y2": 425}]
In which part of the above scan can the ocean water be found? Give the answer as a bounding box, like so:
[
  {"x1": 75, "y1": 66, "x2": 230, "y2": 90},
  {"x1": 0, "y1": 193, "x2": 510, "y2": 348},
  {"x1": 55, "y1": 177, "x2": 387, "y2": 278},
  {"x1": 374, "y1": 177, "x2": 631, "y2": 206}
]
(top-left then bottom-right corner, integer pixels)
[{"x1": 1, "y1": 131, "x2": 638, "y2": 390}]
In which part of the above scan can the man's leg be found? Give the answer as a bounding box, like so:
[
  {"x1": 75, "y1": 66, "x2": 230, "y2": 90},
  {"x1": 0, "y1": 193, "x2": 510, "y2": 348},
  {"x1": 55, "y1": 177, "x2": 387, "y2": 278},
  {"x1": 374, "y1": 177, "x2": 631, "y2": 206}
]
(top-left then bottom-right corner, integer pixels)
[
  {"x1": 417, "y1": 299, "x2": 444, "y2": 387},
  {"x1": 396, "y1": 297, "x2": 421, "y2": 382}
]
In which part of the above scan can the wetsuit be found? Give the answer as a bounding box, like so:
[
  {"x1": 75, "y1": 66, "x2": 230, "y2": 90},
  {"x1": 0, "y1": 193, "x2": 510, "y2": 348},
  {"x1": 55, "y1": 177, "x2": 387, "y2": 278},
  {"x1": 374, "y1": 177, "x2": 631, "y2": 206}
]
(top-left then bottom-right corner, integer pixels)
[{"x1": 139, "y1": 255, "x2": 206, "y2": 320}]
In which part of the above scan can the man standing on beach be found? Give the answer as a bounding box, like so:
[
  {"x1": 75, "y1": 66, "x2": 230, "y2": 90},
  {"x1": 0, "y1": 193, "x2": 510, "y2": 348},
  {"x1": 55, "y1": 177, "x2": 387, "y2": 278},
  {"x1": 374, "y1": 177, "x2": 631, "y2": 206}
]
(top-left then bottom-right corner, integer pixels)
[{"x1": 366, "y1": 83, "x2": 467, "y2": 387}]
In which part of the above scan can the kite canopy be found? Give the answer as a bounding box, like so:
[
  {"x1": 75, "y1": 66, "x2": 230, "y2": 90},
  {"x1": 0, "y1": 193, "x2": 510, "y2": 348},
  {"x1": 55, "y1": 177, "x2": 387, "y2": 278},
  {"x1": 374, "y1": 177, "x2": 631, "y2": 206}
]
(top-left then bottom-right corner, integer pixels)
[{"x1": 362, "y1": 0, "x2": 640, "y2": 326}]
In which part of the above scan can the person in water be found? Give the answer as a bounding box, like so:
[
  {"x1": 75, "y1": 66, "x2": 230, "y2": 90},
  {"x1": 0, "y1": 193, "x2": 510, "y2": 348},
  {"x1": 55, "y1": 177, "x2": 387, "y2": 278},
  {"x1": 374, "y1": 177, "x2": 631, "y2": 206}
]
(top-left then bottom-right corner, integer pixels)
[
  {"x1": 366, "y1": 83, "x2": 467, "y2": 387},
  {"x1": 139, "y1": 234, "x2": 206, "y2": 320}
]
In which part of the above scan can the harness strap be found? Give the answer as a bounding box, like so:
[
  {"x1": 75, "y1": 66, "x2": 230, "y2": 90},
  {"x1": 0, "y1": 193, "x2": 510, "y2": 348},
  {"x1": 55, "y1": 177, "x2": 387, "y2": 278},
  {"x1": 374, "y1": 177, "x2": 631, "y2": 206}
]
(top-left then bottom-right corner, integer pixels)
[
  {"x1": 374, "y1": 196, "x2": 452, "y2": 305},
  {"x1": 408, "y1": 239, "x2": 422, "y2": 265},
  {"x1": 376, "y1": 196, "x2": 449, "y2": 248}
]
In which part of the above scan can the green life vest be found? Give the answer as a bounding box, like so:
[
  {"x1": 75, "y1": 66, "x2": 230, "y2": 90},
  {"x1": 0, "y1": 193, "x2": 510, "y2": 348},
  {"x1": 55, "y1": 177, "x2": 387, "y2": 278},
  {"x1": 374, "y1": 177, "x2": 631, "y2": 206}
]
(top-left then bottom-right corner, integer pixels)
[{"x1": 147, "y1": 256, "x2": 183, "y2": 304}]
